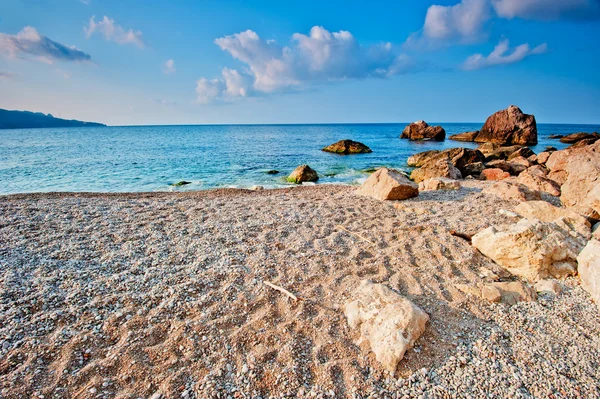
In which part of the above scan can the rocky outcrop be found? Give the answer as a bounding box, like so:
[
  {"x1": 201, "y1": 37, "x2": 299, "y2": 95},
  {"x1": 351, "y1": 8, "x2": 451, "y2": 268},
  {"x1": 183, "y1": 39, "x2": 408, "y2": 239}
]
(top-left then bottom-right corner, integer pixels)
[
  {"x1": 407, "y1": 148, "x2": 484, "y2": 175},
  {"x1": 345, "y1": 280, "x2": 429, "y2": 372},
  {"x1": 475, "y1": 105, "x2": 537, "y2": 145},
  {"x1": 322, "y1": 140, "x2": 372, "y2": 154},
  {"x1": 400, "y1": 121, "x2": 446, "y2": 141},
  {"x1": 559, "y1": 132, "x2": 600, "y2": 144},
  {"x1": 356, "y1": 168, "x2": 419, "y2": 201},
  {"x1": 536, "y1": 152, "x2": 551, "y2": 165},
  {"x1": 578, "y1": 240, "x2": 600, "y2": 311},
  {"x1": 419, "y1": 177, "x2": 461, "y2": 191},
  {"x1": 287, "y1": 165, "x2": 318, "y2": 184},
  {"x1": 472, "y1": 218, "x2": 589, "y2": 282},
  {"x1": 481, "y1": 168, "x2": 511, "y2": 181},
  {"x1": 482, "y1": 181, "x2": 541, "y2": 202},
  {"x1": 449, "y1": 131, "x2": 479, "y2": 142},
  {"x1": 410, "y1": 158, "x2": 462, "y2": 183},
  {"x1": 517, "y1": 171, "x2": 561, "y2": 196}
]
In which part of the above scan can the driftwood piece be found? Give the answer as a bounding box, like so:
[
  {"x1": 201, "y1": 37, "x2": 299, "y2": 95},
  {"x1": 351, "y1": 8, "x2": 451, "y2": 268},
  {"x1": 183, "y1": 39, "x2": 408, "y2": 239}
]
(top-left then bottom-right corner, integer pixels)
[{"x1": 264, "y1": 281, "x2": 303, "y2": 301}]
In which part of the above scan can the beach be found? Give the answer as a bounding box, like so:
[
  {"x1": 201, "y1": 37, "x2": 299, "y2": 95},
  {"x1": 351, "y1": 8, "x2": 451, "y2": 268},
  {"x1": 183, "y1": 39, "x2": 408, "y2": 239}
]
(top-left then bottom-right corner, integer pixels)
[{"x1": 2, "y1": 182, "x2": 599, "y2": 398}]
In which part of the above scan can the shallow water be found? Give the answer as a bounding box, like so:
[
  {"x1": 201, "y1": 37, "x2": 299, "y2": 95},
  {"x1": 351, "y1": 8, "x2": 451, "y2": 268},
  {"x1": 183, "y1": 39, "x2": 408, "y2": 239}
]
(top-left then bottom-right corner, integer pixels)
[{"x1": 0, "y1": 123, "x2": 597, "y2": 194}]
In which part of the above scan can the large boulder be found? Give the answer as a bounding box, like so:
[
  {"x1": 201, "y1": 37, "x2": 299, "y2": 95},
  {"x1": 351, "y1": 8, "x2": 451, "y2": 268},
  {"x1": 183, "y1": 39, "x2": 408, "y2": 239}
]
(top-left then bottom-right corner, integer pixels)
[
  {"x1": 476, "y1": 105, "x2": 537, "y2": 145},
  {"x1": 472, "y1": 218, "x2": 589, "y2": 282},
  {"x1": 287, "y1": 165, "x2": 318, "y2": 184},
  {"x1": 578, "y1": 240, "x2": 600, "y2": 311},
  {"x1": 449, "y1": 131, "x2": 479, "y2": 142},
  {"x1": 356, "y1": 168, "x2": 419, "y2": 201},
  {"x1": 410, "y1": 158, "x2": 462, "y2": 183},
  {"x1": 515, "y1": 201, "x2": 591, "y2": 234},
  {"x1": 517, "y1": 171, "x2": 561, "y2": 196},
  {"x1": 485, "y1": 145, "x2": 527, "y2": 161},
  {"x1": 401, "y1": 121, "x2": 446, "y2": 141},
  {"x1": 547, "y1": 141, "x2": 600, "y2": 220},
  {"x1": 407, "y1": 148, "x2": 484, "y2": 175},
  {"x1": 345, "y1": 281, "x2": 429, "y2": 372},
  {"x1": 322, "y1": 140, "x2": 372, "y2": 154},
  {"x1": 559, "y1": 132, "x2": 600, "y2": 144},
  {"x1": 407, "y1": 150, "x2": 440, "y2": 167},
  {"x1": 481, "y1": 168, "x2": 511, "y2": 181},
  {"x1": 482, "y1": 181, "x2": 541, "y2": 202}
]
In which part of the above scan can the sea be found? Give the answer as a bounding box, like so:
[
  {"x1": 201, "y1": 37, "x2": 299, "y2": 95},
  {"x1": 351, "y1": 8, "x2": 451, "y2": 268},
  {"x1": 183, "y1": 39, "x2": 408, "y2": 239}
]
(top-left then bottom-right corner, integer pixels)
[{"x1": 0, "y1": 123, "x2": 598, "y2": 195}]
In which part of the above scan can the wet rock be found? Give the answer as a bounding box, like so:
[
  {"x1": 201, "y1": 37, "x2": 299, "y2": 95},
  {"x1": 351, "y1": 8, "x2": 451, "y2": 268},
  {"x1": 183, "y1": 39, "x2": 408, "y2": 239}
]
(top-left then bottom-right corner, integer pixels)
[
  {"x1": 401, "y1": 121, "x2": 446, "y2": 141},
  {"x1": 266, "y1": 170, "x2": 280, "y2": 175},
  {"x1": 322, "y1": 140, "x2": 372, "y2": 154},
  {"x1": 476, "y1": 105, "x2": 537, "y2": 145},
  {"x1": 356, "y1": 168, "x2": 419, "y2": 201},
  {"x1": 345, "y1": 280, "x2": 429, "y2": 372},
  {"x1": 171, "y1": 181, "x2": 191, "y2": 186},
  {"x1": 287, "y1": 165, "x2": 318, "y2": 184}
]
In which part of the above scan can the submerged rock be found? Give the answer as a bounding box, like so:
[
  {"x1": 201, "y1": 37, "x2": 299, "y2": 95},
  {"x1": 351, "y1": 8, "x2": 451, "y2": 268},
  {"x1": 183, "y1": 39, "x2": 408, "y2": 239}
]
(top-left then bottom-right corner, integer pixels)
[
  {"x1": 287, "y1": 165, "x2": 318, "y2": 184},
  {"x1": 400, "y1": 121, "x2": 446, "y2": 141},
  {"x1": 476, "y1": 105, "x2": 537, "y2": 145},
  {"x1": 449, "y1": 131, "x2": 479, "y2": 142},
  {"x1": 266, "y1": 170, "x2": 280, "y2": 175},
  {"x1": 356, "y1": 168, "x2": 418, "y2": 201},
  {"x1": 345, "y1": 280, "x2": 429, "y2": 372},
  {"x1": 322, "y1": 139, "x2": 372, "y2": 154},
  {"x1": 171, "y1": 181, "x2": 191, "y2": 186}
]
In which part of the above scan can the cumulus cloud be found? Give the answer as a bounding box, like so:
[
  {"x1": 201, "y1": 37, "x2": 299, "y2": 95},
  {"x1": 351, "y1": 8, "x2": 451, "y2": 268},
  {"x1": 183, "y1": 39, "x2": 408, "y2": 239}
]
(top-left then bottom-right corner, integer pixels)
[
  {"x1": 463, "y1": 38, "x2": 547, "y2": 70},
  {"x1": 163, "y1": 59, "x2": 175, "y2": 74},
  {"x1": 196, "y1": 26, "x2": 417, "y2": 103},
  {"x1": 0, "y1": 26, "x2": 91, "y2": 64},
  {"x1": 492, "y1": 0, "x2": 600, "y2": 20},
  {"x1": 85, "y1": 16, "x2": 144, "y2": 48}
]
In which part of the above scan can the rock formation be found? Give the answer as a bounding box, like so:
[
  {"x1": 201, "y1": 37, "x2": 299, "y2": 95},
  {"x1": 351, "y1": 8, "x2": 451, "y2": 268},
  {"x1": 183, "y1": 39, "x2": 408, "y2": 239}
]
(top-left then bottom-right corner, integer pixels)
[
  {"x1": 356, "y1": 168, "x2": 419, "y2": 200},
  {"x1": 287, "y1": 165, "x2": 318, "y2": 184},
  {"x1": 475, "y1": 105, "x2": 537, "y2": 145},
  {"x1": 400, "y1": 121, "x2": 446, "y2": 141},
  {"x1": 410, "y1": 158, "x2": 462, "y2": 183},
  {"x1": 578, "y1": 239, "x2": 600, "y2": 311},
  {"x1": 322, "y1": 140, "x2": 372, "y2": 154}
]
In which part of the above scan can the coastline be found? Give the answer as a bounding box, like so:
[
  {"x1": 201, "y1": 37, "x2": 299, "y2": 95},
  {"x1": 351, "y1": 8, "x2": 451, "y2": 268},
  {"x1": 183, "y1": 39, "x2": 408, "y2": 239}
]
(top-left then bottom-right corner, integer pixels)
[{"x1": 2, "y1": 181, "x2": 598, "y2": 398}]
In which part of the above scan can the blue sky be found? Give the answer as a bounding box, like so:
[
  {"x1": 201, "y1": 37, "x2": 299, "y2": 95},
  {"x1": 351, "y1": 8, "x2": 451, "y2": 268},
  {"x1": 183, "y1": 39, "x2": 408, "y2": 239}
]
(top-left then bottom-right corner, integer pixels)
[{"x1": 0, "y1": 0, "x2": 599, "y2": 125}]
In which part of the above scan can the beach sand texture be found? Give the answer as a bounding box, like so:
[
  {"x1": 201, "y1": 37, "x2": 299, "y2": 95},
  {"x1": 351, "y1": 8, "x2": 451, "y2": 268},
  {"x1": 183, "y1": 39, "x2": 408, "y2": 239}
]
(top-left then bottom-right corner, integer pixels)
[{"x1": 1, "y1": 183, "x2": 599, "y2": 398}]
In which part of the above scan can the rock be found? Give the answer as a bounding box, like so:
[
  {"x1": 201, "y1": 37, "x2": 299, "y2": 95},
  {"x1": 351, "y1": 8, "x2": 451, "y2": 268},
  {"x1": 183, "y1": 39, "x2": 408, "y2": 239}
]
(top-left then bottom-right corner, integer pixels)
[
  {"x1": 250, "y1": 185, "x2": 264, "y2": 191},
  {"x1": 546, "y1": 146, "x2": 558, "y2": 152},
  {"x1": 526, "y1": 165, "x2": 548, "y2": 177},
  {"x1": 517, "y1": 171, "x2": 561, "y2": 196},
  {"x1": 356, "y1": 168, "x2": 419, "y2": 201},
  {"x1": 508, "y1": 147, "x2": 535, "y2": 160},
  {"x1": 345, "y1": 280, "x2": 429, "y2": 372},
  {"x1": 488, "y1": 282, "x2": 536, "y2": 305},
  {"x1": 477, "y1": 142, "x2": 499, "y2": 156},
  {"x1": 515, "y1": 201, "x2": 591, "y2": 234},
  {"x1": 322, "y1": 140, "x2": 372, "y2": 154},
  {"x1": 481, "y1": 168, "x2": 511, "y2": 181},
  {"x1": 593, "y1": 222, "x2": 600, "y2": 240},
  {"x1": 476, "y1": 105, "x2": 537, "y2": 145},
  {"x1": 171, "y1": 181, "x2": 191, "y2": 186},
  {"x1": 411, "y1": 158, "x2": 462, "y2": 183},
  {"x1": 559, "y1": 132, "x2": 600, "y2": 144},
  {"x1": 463, "y1": 162, "x2": 485, "y2": 176},
  {"x1": 534, "y1": 279, "x2": 562, "y2": 295},
  {"x1": 509, "y1": 156, "x2": 533, "y2": 169},
  {"x1": 400, "y1": 121, "x2": 446, "y2": 141},
  {"x1": 548, "y1": 134, "x2": 564, "y2": 139},
  {"x1": 449, "y1": 131, "x2": 479, "y2": 142},
  {"x1": 419, "y1": 177, "x2": 461, "y2": 191},
  {"x1": 481, "y1": 285, "x2": 502, "y2": 303},
  {"x1": 287, "y1": 165, "x2": 318, "y2": 184},
  {"x1": 472, "y1": 218, "x2": 589, "y2": 281},
  {"x1": 485, "y1": 145, "x2": 526, "y2": 161},
  {"x1": 577, "y1": 239, "x2": 600, "y2": 311},
  {"x1": 536, "y1": 152, "x2": 551, "y2": 165},
  {"x1": 482, "y1": 181, "x2": 541, "y2": 202},
  {"x1": 266, "y1": 170, "x2": 279, "y2": 175},
  {"x1": 406, "y1": 150, "x2": 441, "y2": 167},
  {"x1": 571, "y1": 137, "x2": 599, "y2": 148}
]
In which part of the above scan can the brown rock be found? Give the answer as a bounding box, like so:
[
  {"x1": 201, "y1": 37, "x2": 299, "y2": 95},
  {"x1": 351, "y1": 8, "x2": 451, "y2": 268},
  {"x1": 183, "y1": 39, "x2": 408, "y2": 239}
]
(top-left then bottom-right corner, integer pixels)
[
  {"x1": 559, "y1": 132, "x2": 600, "y2": 144},
  {"x1": 477, "y1": 143, "x2": 499, "y2": 156},
  {"x1": 536, "y1": 151, "x2": 551, "y2": 165},
  {"x1": 526, "y1": 165, "x2": 548, "y2": 177},
  {"x1": 509, "y1": 156, "x2": 533, "y2": 169},
  {"x1": 419, "y1": 177, "x2": 461, "y2": 191},
  {"x1": 406, "y1": 150, "x2": 441, "y2": 167},
  {"x1": 508, "y1": 147, "x2": 535, "y2": 160},
  {"x1": 481, "y1": 168, "x2": 511, "y2": 181},
  {"x1": 482, "y1": 181, "x2": 542, "y2": 202},
  {"x1": 400, "y1": 121, "x2": 446, "y2": 141},
  {"x1": 287, "y1": 165, "x2": 318, "y2": 184},
  {"x1": 476, "y1": 105, "x2": 537, "y2": 145},
  {"x1": 488, "y1": 282, "x2": 537, "y2": 305},
  {"x1": 407, "y1": 148, "x2": 484, "y2": 175},
  {"x1": 322, "y1": 140, "x2": 372, "y2": 154},
  {"x1": 485, "y1": 145, "x2": 526, "y2": 161},
  {"x1": 449, "y1": 131, "x2": 479, "y2": 142},
  {"x1": 463, "y1": 162, "x2": 485, "y2": 176},
  {"x1": 356, "y1": 168, "x2": 419, "y2": 201},
  {"x1": 410, "y1": 158, "x2": 462, "y2": 183},
  {"x1": 515, "y1": 201, "x2": 591, "y2": 234},
  {"x1": 517, "y1": 171, "x2": 561, "y2": 196}
]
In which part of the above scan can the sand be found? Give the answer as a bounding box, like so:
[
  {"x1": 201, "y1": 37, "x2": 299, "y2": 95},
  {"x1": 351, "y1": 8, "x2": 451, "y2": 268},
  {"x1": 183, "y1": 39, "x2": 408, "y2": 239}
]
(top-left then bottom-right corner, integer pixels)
[{"x1": 1, "y1": 182, "x2": 599, "y2": 398}]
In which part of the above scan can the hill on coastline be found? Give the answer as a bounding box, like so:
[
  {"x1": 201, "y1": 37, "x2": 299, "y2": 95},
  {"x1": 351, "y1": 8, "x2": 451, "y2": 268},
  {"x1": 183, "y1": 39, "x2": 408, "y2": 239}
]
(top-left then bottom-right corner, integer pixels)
[{"x1": 0, "y1": 109, "x2": 106, "y2": 129}]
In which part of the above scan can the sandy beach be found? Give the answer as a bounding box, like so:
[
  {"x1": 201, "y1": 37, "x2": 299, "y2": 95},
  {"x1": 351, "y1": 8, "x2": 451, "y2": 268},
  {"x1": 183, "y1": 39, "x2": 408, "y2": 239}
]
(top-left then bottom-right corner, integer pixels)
[{"x1": 1, "y1": 182, "x2": 599, "y2": 398}]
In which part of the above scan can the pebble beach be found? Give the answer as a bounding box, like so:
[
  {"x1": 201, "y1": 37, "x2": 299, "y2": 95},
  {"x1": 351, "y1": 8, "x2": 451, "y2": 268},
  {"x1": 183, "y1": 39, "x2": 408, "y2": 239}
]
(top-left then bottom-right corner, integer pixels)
[{"x1": 1, "y1": 183, "x2": 599, "y2": 398}]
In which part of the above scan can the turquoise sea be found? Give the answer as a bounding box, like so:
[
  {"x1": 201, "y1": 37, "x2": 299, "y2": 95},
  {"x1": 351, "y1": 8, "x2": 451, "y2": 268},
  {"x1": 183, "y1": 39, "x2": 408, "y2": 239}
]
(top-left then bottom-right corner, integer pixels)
[{"x1": 0, "y1": 123, "x2": 598, "y2": 194}]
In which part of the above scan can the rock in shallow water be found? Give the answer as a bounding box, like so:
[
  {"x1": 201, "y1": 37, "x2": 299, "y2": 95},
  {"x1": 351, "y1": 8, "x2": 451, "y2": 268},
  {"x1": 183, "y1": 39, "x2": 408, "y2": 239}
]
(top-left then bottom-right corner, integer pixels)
[
  {"x1": 345, "y1": 280, "x2": 429, "y2": 372},
  {"x1": 400, "y1": 120, "x2": 446, "y2": 141},
  {"x1": 476, "y1": 105, "x2": 537, "y2": 146},
  {"x1": 322, "y1": 139, "x2": 372, "y2": 154},
  {"x1": 287, "y1": 165, "x2": 318, "y2": 184}
]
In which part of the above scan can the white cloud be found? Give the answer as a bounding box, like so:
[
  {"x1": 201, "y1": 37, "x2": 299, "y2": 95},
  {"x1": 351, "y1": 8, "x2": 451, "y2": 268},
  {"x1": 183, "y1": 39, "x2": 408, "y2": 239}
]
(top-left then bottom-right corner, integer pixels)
[
  {"x1": 163, "y1": 59, "x2": 175, "y2": 74},
  {"x1": 196, "y1": 26, "x2": 417, "y2": 103},
  {"x1": 0, "y1": 26, "x2": 91, "y2": 64},
  {"x1": 463, "y1": 38, "x2": 547, "y2": 70},
  {"x1": 492, "y1": 0, "x2": 600, "y2": 20},
  {"x1": 84, "y1": 16, "x2": 144, "y2": 48}
]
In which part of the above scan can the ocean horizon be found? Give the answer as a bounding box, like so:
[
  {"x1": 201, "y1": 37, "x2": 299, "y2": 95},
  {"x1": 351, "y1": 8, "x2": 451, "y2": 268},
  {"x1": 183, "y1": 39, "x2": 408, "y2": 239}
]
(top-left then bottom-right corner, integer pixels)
[{"x1": 1, "y1": 122, "x2": 598, "y2": 195}]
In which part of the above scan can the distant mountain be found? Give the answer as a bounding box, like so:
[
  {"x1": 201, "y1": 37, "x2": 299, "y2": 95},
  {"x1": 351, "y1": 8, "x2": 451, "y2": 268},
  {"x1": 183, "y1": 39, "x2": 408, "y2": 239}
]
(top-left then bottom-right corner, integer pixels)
[{"x1": 0, "y1": 109, "x2": 106, "y2": 129}]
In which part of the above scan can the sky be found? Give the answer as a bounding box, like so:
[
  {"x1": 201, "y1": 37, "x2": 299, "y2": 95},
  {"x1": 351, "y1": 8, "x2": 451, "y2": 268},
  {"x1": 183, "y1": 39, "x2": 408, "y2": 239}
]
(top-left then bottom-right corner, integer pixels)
[{"x1": 0, "y1": 0, "x2": 599, "y2": 126}]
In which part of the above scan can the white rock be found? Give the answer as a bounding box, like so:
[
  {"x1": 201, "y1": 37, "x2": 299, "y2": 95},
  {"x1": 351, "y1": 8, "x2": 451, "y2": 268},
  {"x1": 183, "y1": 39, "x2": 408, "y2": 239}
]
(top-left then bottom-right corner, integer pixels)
[
  {"x1": 472, "y1": 218, "x2": 588, "y2": 282},
  {"x1": 534, "y1": 280, "x2": 562, "y2": 295},
  {"x1": 345, "y1": 280, "x2": 429, "y2": 372},
  {"x1": 577, "y1": 239, "x2": 600, "y2": 311}
]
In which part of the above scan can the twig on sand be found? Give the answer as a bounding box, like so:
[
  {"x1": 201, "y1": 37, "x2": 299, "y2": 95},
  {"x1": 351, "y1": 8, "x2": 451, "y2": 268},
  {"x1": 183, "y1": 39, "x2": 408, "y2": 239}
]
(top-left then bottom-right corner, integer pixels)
[
  {"x1": 449, "y1": 230, "x2": 473, "y2": 243},
  {"x1": 336, "y1": 225, "x2": 377, "y2": 247},
  {"x1": 264, "y1": 281, "x2": 303, "y2": 301}
]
